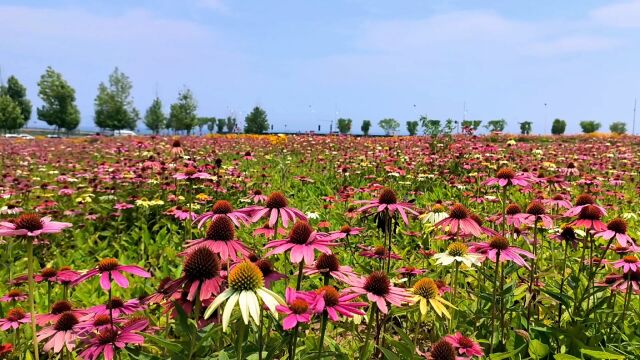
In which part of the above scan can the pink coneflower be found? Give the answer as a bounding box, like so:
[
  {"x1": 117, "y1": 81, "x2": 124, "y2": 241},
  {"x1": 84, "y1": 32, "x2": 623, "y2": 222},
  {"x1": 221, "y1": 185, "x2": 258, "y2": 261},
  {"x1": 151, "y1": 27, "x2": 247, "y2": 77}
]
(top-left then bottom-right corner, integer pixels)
[
  {"x1": 85, "y1": 298, "x2": 144, "y2": 319},
  {"x1": 331, "y1": 224, "x2": 364, "y2": 237},
  {"x1": 114, "y1": 203, "x2": 134, "y2": 210},
  {"x1": 354, "y1": 188, "x2": 417, "y2": 225},
  {"x1": 469, "y1": 236, "x2": 535, "y2": 269},
  {"x1": 358, "y1": 244, "x2": 402, "y2": 261},
  {"x1": 193, "y1": 200, "x2": 251, "y2": 228},
  {"x1": 595, "y1": 218, "x2": 633, "y2": 247},
  {"x1": 0, "y1": 213, "x2": 71, "y2": 237},
  {"x1": 444, "y1": 332, "x2": 484, "y2": 358},
  {"x1": 304, "y1": 253, "x2": 357, "y2": 283},
  {"x1": 513, "y1": 201, "x2": 553, "y2": 228},
  {"x1": 612, "y1": 255, "x2": 640, "y2": 273},
  {"x1": 164, "y1": 246, "x2": 223, "y2": 302},
  {"x1": 310, "y1": 286, "x2": 367, "y2": 321},
  {"x1": 543, "y1": 194, "x2": 572, "y2": 210},
  {"x1": 72, "y1": 258, "x2": 150, "y2": 291},
  {"x1": 603, "y1": 270, "x2": 640, "y2": 293},
  {"x1": 37, "y1": 300, "x2": 86, "y2": 325},
  {"x1": 246, "y1": 192, "x2": 307, "y2": 228},
  {"x1": 75, "y1": 314, "x2": 115, "y2": 334},
  {"x1": 247, "y1": 189, "x2": 268, "y2": 204},
  {"x1": 58, "y1": 187, "x2": 75, "y2": 196},
  {"x1": 183, "y1": 216, "x2": 250, "y2": 261},
  {"x1": 494, "y1": 203, "x2": 522, "y2": 226},
  {"x1": 164, "y1": 206, "x2": 197, "y2": 221},
  {"x1": 78, "y1": 325, "x2": 144, "y2": 360},
  {"x1": 170, "y1": 139, "x2": 184, "y2": 157},
  {"x1": 37, "y1": 311, "x2": 81, "y2": 353},
  {"x1": 173, "y1": 166, "x2": 211, "y2": 180},
  {"x1": 276, "y1": 288, "x2": 314, "y2": 330},
  {"x1": 483, "y1": 168, "x2": 530, "y2": 187},
  {"x1": 250, "y1": 256, "x2": 287, "y2": 288},
  {"x1": 558, "y1": 163, "x2": 579, "y2": 176},
  {"x1": 243, "y1": 151, "x2": 255, "y2": 160},
  {"x1": 0, "y1": 290, "x2": 27, "y2": 303},
  {"x1": 344, "y1": 271, "x2": 411, "y2": 314},
  {"x1": 253, "y1": 221, "x2": 288, "y2": 238},
  {"x1": 570, "y1": 204, "x2": 607, "y2": 231},
  {"x1": 0, "y1": 308, "x2": 30, "y2": 330},
  {"x1": 397, "y1": 266, "x2": 425, "y2": 277},
  {"x1": 433, "y1": 204, "x2": 482, "y2": 237},
  {"x1": 264, "y1": 221, "x2": 340, "y2": 264},
  {"x1": 564, "y1": 194, "x2": 607, "y2": 217}
]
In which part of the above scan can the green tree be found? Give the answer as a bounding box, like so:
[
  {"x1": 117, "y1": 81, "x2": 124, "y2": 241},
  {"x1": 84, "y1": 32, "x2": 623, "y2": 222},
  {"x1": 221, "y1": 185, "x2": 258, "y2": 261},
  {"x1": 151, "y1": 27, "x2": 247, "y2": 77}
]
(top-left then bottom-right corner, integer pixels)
[
  {"x1": 551, "y1": 118, "x2": 566, "y2": 135},
  {"x1": 609, "y1": 121, "x2": 626, "y2": 134},
  {"x1": 519, "y1": 121, "x2": 532, "y2": 135},
  {"x1": 579, "y1": 120, "x2": 601, "y2": 134},
  {"x1": 361, "y1": 120, "x2": 371, "y2": 136},
  {"x1": 197, "y1": 117, "x2": 210, "y2": 135},
  {"x1": 337, "y1": 118, "x2": 352, "y2": 134},
  {"x1": 461, "y1": 120, "x2": 482, "y2": 130},
  {"x1": 442, "y1": 118, "x2": 456, "y2": 135},
  {"x1": 244, "y1": 106, "x2": 269, "y2": 134},
  {"x1": 37, "y1": 66, "x2": 81, "y2": 132},
  {"x1": 207, "y1": 118, "x2": 216, "y2": 133},
  {"x1": 378, "y1": 118, "x2": 400, "y2": 135},
  {"x1": 94, "y1": 67, "x2": 139, "y2": 131},
  {"x1": 406, "y1": 120, "x2": 419, "y2": 135},
  {"x1": 216, "y1": 118, "x2": 226, "y2": 133},
  {"x1": 486, "y1": 119, "x2": 507, "y2": 132},
  {"x1": 226, "y1": 116, "x2": 237, "y2": 133},
  {"x1": 420, "y1": 115, "x2": 442, "y2": 137},
  {"x1": 143, "y1": 97, "x2": 165, "y2": 135},
  {"x1": 169, "y1": 89, "x2": 198, "y2": 135},
  {"x1": 0, "y1": 95, "x2": 24, "y2": 133},
  {"x1": 0, "y1": 75, "x2": 32, "y2": 123}
]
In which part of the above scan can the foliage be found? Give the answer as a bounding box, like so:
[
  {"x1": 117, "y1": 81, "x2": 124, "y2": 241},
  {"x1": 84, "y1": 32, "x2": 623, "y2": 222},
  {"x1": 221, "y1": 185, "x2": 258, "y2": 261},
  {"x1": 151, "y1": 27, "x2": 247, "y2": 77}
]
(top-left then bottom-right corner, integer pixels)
[
  {"x1": 168, "y1": 88, "x2": 198, "y2": 134},
  {"x1": 0, "y1": 95, "x2": 24, "y2": 132},
  {"x1": 406, "y1": 120, "x2": 419, "y2": 135},
  {"x1": 0, "y1": 75, "x2": 32, "y2": 123},
  {"x1": 244, "y1": 106, "x2": 269, "y2": 134},
  {"x1": 226, "y1": 116, "x2": 237, "y2": 133},
  {"x1": 461, "y1": 120, "x2": 482, "y2": 130},
  {"x1": 143, "y1": 97, "x2": 166, "y2": 134},
  {"x1": 580, "y1": 120, "x2": 601, "y2": 134},
  {"x1": 217, "y1": 118, "x2": 226, "y2": 133},
  {"x1": 551, "y1": 118, "x2": 566, "y2": 135},
  {"x1": 378, "y1": 118, "x2": 400, "y2": 135},
  {"x1": 520, "y1": 121, "x2": 533, "y2": 135},
  {"x1": 337, "y1": 118, "x2": 352, "y2": 134},
  {"x1": 94, "y1": 67, "x2": 139, "y2": 131},
  {"x1": 361, "y1": 120, "x2": 371, "y2": 136},
  {"x1": 420, "y1": 115, "x2": 442, "y2": 137},
  {"x1": 36, "y1": 66, "x2": 81, "y2": 132},
  {"x1": 485, "y1": 118, "x2": 507, "y2": 132},
  {"x1": 609, "y1": 122, "x2": 626, "y2": 134}
]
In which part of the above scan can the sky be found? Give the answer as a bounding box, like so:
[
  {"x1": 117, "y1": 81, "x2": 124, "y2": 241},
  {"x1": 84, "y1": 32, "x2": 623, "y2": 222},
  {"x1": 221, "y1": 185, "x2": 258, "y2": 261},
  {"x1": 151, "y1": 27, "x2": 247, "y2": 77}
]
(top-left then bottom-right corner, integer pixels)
[{"x1": 0, "y1": 0, "x2": 639, "y2": 134}]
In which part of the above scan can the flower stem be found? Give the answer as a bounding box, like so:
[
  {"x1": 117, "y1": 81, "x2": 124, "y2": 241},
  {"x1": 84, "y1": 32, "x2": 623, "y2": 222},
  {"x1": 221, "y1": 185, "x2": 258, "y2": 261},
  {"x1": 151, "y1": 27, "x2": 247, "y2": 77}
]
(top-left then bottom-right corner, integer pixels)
[
  {"x1": 295, "y1": 261, "x2": 305, "y2": 291},
  {"x1": 317, "y1": 311, "x2": 328, "y2": 359},
  {"x1": 489, "y1": 251, "x2": 501, "y2": 354},
  {"x1": 557, "y1": 240, "x2": 569, "y2": 324},
  {"x1": 359, "y1": 304, "x2": 377, "y2": 359},
  {"x1": 258, "y1": 306, "x2": 264, "y2": 360},
  {"x1": 26, "y1": 238, "x2": 40, "y2": 360}
]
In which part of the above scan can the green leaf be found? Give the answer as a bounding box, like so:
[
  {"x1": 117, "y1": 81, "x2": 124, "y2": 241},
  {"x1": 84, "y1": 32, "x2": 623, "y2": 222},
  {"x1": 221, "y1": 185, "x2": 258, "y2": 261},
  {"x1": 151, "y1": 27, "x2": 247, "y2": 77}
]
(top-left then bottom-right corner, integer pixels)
[
  {"x1": 555, "y1": 355, "x2": 580, "y2": 360},
  {"x1": 489, "y1": 344, "x2": 526, "y2": 359},
  {"x1": 142, "y1": 333, "x2": 183, "y2": 353},
  {"x1": 379, "y1": 346, "x2": 402, "y2": 360},
  {"x1": 529, "y1": 340, "x2": 550, "y2": 359},
  {"x1": 580, "y1": 349, "x2": 625, "y2": 359}
]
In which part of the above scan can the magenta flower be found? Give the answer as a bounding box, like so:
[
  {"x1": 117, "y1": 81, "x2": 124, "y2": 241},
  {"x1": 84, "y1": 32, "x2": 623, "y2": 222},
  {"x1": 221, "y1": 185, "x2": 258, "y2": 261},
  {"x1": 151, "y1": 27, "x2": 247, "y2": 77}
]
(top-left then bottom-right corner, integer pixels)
[
  {"x1": 444, "y1": 332, "x2": 485, "y2": 358},
  {"x1": 564, "y1": 194, "x2": 607, "y2": 217},
  {"x1": 72, "y1": 259, "x2": 150, "y2": 291},
  {"x1": 483, "y1": 168, "x2": 531, "y2": 187},
  {"x1": 358, "y1": 244, "x2": 402, "y2": 261},
  {"x1": 246, "y1": 192, "x2": 307, "y2": 228},
  {"x1": 164, "y1": 206, "x2": 197, "y2": 221},
  {"x1": 595, "y1": 218, "x2": 633, "y2": 247},
  {"x1": 251, "y1": 257, "x2": 287, "y2": 288},
  {"x1": 311, "y1": 286, "x2": 367, "y2": 321},
  {"x1": 37, "y1": 300, "x2": 87, "y2": 326},
  {"x1": 397, "y1": 266, "x2": 425, "y2": 277},
  {"x1": 193, "y1": 200, "x2": 251, "y2": 228},
  {"x1": 183, "y1": 216, "x2": 250, "y2": 261},
  {"x1": 344, "y1": 271, "x2": 411, "y2": 314},
  {"x1": 612, "y1": 256, "x2": 640, "y2": 273},
  {"x1": 304, "y1": 253, "x2": 357, "y2": 283},
  {"x1": 247, "y1": 189, "x2": 268, "y2": 204},
  {"x1": 253, "y1": 221, "x2": 288, "y2": 238},
  {"x1": 569, "y1": 205, "x2": 607, "y2": 231},
  {"x1": 276, "y1": 288, "x2": 314, "y2": 330},
  {"x1": 0, "y1": 308, "x2": 30, "y2": 330},
  {"x1": 173, "y1": 166, "x2": 211, "y2": 180},
  {"x1": 543, "y1": 194, "x2": 572, "y2": 210},
  {"x1": 0, "y1": 290, "x2": 28, "y2": 303},
  {"x1": 513, "y1": 201, "x2": 553, "y2": 229},
  {"x1": 84, "y1": 298, "x2": 145, "y2": 319},
  {"x1": 264, "y1": 221, "x2": 340, "y2": 264},
  {"x1": 78, "y1": 325, "x2": 144, "y2": 360},
  {"x1": 0, "y1": 213, "x2": 71, "y2": 237},
  {"x1": 433, "y1": 204, "x2": 482, "y2": 237},
  {"x1": 113, "y1": 203, "x2": 134, "y2": 210},
  {"x1": 37, "y1": 312, "x2": 81, "y2": 353},
  {"x1": 469, "y1": 236, "x2": 535, "y2": 269},
  {"x1": 353, "y1": 188, "x2": 417, "y2": 225},
  {"x1": 331, "y1": 224, "x2": 364, "y2": 237},
  {"x1": 164, "y1": 246, "x2": 223, "y2": 302}
]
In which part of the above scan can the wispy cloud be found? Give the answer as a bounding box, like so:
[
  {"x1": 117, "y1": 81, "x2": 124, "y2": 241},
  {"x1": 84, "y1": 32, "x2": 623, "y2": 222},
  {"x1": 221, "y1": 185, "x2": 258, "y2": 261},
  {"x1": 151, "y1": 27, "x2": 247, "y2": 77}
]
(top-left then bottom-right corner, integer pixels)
[
  {"x1": 195, "y1": 0, "x2": 229, "y2": 13},
  {"x1": 590, "y1": 0, "x2": 640, "y2": 28}
]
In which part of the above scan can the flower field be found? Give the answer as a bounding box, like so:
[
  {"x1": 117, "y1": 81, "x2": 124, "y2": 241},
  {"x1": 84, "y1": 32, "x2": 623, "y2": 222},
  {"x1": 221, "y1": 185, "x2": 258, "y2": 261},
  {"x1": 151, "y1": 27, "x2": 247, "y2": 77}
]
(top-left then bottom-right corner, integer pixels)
[{"x1": 0, "y1": 133, "x2": 639, "y2": 359}]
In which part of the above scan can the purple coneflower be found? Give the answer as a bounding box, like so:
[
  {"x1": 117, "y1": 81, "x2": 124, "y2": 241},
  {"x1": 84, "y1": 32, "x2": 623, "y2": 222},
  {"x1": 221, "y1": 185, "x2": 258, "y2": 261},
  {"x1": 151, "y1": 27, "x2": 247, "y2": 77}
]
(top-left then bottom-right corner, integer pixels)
[
  {"x1": 183, "y1": 216, "x2": 250, "y2": 261},
  {"x1": 264, "y1": 221, "x2": 340, "y2": 264},
  {"x1": 72, "y1": 258, "x2": 150, "y2": 291}
]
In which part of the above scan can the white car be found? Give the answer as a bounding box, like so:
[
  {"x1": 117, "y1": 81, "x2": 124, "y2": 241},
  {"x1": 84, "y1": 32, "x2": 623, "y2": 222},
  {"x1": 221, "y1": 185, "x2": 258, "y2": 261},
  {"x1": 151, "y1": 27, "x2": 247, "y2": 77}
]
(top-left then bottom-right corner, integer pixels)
[
  {"x1": 113, "y1": 130, "x2": 136, "y2": 137},
  {"x1": 18, "y1": 134, "x2": 35, "y2": 140}
]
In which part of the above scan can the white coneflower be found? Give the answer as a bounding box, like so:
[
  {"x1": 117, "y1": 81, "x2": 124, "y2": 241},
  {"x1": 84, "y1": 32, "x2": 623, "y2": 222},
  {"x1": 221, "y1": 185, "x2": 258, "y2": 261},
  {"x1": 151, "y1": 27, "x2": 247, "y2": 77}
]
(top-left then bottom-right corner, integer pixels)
[
  {"x1": 419, "y1": 203, "x2": 448, "y2": 225},
  {"x1": 204, "y1": 261, "x2": 284, "y2": 330},
  {"x1": 433, "y1": 242, "x2": 482, "y2": 268}
]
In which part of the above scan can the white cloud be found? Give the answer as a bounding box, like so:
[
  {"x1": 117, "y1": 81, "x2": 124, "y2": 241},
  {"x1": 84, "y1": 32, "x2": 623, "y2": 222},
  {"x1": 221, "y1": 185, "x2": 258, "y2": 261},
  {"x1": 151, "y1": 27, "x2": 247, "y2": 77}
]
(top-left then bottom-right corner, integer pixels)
[
  {"x1": 524, "y1": 35, "x2": 622, "y2": 56},
  {"x1": 590, "y1": 0, "x2": 640, "y2": 28},
  {"x1": 195, "y1": 0, "x2": 228, "y2": 13}
]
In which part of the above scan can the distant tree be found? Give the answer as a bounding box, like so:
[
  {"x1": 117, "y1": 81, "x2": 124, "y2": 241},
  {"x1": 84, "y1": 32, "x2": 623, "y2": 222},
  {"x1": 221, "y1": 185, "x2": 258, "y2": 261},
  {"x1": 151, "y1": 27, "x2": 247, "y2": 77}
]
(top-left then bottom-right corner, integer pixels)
[
  {"x1": 420, "y1": 115, "x2": 442, "y2": 137},
  {"x1": 207, "y1": 118, "x2": 216, "y2": 133},
  {"x1": 0, "y1": 75, "x2": 32, "y2": 124},
  {"x1": 486, "y1": 119, "x2": 507, "y2": 132},
  {"x1": 442, "y1": 118, "x2": 456, "y2": 135},
  {"x1": 610, "y1": 121, "x2": 626, "y2": 134},
  {"x1": 337, "y1": 118, "x2": 352, "y2": 134},
  {"x1": 244, "y1": 106, "x2": 269, "y2": 134},
  {"x1": 94, "y1": 67, "x2": 139, "y2": 131},
  {"x1": 580, "y1": 120, "x2": 601, "y2": 134},
  {"x1": 461, "y1": 120, "x2": 482, "y2": 130},
  {"x1": 216, "y1": 118, "x2": 226, "y2": 133},
  {"x1": 378, "y1": 118, "x2": 400, "y2": 135},
  {"x1": 143, "y1": 97, "x2": 165, "y2": 135},
  {"x1": 37, "y1": 66, "x2": 81, "y2": 132},
  {"x1": 0, "y1": 95, "x2": 24, "y2": 133},
  {"x1": 406, "y1": 120, "x2": 419, "y2": 135},
  {"x1": 169, "y1": 88, "x2": 198, "y2": 135},
  {"x1": 519, "y1": 121, "x2": 532, "y2": 135},
  {"x1": 197, "y1": 117, "x2": 210, "y2": 135},
  {"x1": 361, "y1": 120, "x2": 371, "y2": 136},
  {"x1": 551, "y1": 118, "x2": 566, "y2": 135},
  {"x1": 226, "y1": 116, "x2": 237, "y2": 133}
]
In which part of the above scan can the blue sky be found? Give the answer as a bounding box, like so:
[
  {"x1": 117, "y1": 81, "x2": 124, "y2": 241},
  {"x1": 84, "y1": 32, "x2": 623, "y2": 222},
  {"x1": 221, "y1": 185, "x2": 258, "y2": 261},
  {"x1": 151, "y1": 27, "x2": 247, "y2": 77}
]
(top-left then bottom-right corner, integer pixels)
[{"x1": 1, "y1": 0, "x2": 639, "y2": 134}]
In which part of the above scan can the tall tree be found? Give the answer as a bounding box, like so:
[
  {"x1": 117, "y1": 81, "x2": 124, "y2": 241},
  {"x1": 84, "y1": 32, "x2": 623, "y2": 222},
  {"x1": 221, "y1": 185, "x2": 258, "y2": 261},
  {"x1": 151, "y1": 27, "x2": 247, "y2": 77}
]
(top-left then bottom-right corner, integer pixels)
[
  {"x1": 551, "y1": 119, "x2": 566, "y2": 135},
  {"x1": 0, "y1": 75, "x2": 32, "y2": 123},
  {"x1": 169, "y1": 88, "x2": 198, "y2": 135},
  {"x1": 37, "y1": 66, "x2": 81, "y2": 132},
  {"x1": 580, "y1": 120, "x2": 600, "y2": 134},
  {"x1": 94, "y1": 67, "x2": 139, "y2": 131},
  {"x1": 216, "y1": 118, "x2": 226, "y2": 133},
  {"x1": 197, "y1": 117, "x2": 210, "y2": 135},
  {"x1": 0, "y1": 95, "x2": 24, "y2": 133},
  {"x1": 406, "y1": 120, "x2": 419, "y2": 135},
  {"x1": 244, "y1": 106, "x2": 269, "y2": 134},
  {"x1": 337, "y1": 118, "x2": 352, "y2": 134},
  {"x1": 485, "y1": 119, "x2": 507, "y2": 132},
  {"x1": 519, "y1": 121, "x2": 532, "y2": 135},
  {"x1": 378, "y1": 118, "x2": 400, "y2": 135},
  {"x1": 610, "y1": 122, "x2": 626, "y2": 134},
  {"x1": 143, "y1": 97, "x2": 166, "y2": 135},
  {"x1": 226, "y1": 116, "x2": 237, "y2": 133},
  {"x1": 207, "y1": 118, "x2": 216, "y2": 133},
  {"x1": 361, "y1": 120, "x2": 371, "y2": 136}
]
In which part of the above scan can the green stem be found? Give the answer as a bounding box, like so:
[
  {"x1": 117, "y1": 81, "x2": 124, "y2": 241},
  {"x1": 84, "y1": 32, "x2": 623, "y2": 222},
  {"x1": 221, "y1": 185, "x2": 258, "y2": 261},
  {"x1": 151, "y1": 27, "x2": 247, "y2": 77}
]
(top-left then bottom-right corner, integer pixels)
[
  {"x1": 26, "y1": 238, "x2": 40, "y2": 360},
  {"x1": 489, "y1": 251, "x2": 501, "y2": 354},
  {"x1": 295, "y1": 261, "x2": 305, "y2": 291},
  {"x1": 359, "y1": 304, "x2": 377, "y2": 359},
  {"x1": 317, "y1": 312, "x2": 329, "y2": 359},
  {"x1": 258, "y1": 306, "x2": 264, "y2": 360}
]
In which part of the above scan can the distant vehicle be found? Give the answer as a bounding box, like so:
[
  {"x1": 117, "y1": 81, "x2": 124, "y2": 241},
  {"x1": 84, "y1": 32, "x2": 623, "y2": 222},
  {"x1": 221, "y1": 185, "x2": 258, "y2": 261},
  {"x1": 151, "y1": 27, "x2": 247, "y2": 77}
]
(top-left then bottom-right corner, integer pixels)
[
  {"x1": 47, "y1": 134, "x2": 62, "y2": 138},
  {"x1": 18, "y1": 134, "x2": 35, "y2": 139},
  {"x1": 105, "y1": 130, "x2": 136, "y2": 137},
  {"x1": 4, "y1": 134, "x2": 19, "y2": 138}
]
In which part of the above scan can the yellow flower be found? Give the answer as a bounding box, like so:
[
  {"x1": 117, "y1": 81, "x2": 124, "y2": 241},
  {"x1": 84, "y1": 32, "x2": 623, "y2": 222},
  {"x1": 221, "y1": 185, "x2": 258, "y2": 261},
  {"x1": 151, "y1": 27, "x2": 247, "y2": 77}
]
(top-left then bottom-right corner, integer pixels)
[{"x1": 411, "y1": 278, "x2": 453, "y2": 319}]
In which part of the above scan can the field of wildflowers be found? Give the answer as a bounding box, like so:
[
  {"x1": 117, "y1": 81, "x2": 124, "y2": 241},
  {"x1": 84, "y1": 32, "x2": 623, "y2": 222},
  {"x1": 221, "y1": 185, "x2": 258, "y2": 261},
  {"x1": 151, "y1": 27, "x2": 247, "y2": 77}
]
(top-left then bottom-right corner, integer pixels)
[{"x1": 0, "y1": 133, "x2": 638, "y2": 359}]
